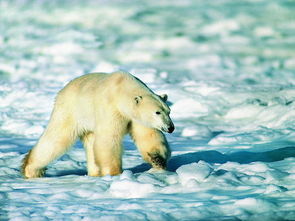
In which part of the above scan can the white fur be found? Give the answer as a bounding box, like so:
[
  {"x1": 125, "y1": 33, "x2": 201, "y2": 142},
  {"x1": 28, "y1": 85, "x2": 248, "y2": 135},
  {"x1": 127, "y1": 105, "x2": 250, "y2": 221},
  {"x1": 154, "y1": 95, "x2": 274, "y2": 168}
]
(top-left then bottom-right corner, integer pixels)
[{"x1": 22, "y1": 71, "x2": 173, "y2": 178}]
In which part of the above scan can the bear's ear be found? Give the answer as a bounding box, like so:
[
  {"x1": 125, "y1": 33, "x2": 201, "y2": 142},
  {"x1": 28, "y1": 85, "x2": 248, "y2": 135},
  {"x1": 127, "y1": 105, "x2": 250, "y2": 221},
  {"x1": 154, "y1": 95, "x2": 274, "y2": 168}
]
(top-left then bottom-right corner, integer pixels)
[
  {"x1": 134, "y1": 96, "x2": 142, "y2": 104},
  {"x1": 159, "y1": 94, "x2": 168, "y2": 102}
]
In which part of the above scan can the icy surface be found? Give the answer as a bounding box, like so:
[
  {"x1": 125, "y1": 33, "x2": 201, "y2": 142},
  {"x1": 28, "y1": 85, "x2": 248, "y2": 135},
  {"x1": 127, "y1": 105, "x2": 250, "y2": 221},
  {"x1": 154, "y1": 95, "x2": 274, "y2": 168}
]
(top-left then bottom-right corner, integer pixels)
[{"x1": 1, "y1": 0, "x2": 295, "y2": 220}]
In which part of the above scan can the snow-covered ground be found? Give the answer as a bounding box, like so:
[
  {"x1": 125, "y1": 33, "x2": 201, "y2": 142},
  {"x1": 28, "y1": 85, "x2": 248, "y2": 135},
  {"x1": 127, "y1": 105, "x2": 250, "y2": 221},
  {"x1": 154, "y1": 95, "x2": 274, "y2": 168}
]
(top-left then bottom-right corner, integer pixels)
[{"x1": 1, "y1": 0, "x2": 295, "y2": 220}]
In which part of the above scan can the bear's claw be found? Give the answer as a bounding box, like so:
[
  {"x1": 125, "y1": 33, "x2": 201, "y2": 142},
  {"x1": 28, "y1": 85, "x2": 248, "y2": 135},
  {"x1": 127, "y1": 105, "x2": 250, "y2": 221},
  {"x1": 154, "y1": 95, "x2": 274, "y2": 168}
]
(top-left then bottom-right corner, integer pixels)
[
  {"x1": 22, "y1": 151, "x2": 46, "y2": 178},
  {"x1": 148, "y1": 152, "x2": 167, "y2": 169}
]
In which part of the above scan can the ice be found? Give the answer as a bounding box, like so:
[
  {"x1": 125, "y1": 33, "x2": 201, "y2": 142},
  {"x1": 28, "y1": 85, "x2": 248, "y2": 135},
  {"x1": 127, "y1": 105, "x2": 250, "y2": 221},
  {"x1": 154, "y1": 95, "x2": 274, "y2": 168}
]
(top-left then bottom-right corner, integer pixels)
[
  {"x1": 264, "y1": 184, "x2": 287, "y2": 194},
  {"x1": 137, "y1": 173, "x2": 166, "y2": 187},
  {"x1": 171, "y1": 98, "x2": 209, "y2": 118},
  {"x1": 224, "y1": 104, "x2": 264, "y2": 120},
  {"x1": 234, "y1": 198, "x2": 276, "y2": 213},
  {"x1": 181, "y1": 125, "x2": 212, "y2": 138},
  {"x1": 254, "y1": 26, "x2": 276, "y2": 37},
  {"x1": 202, "y1": 20, "x2": 240, "y2": 35},
  {"x1": 176, "y1": 161, "x2": 213, "y2": 185},
  {"x1": 109, "y1": 179, "x2": 156, "y2": 198},
  {"x1": 1, "y1": 0, "x2": 295, "y2": 220}
]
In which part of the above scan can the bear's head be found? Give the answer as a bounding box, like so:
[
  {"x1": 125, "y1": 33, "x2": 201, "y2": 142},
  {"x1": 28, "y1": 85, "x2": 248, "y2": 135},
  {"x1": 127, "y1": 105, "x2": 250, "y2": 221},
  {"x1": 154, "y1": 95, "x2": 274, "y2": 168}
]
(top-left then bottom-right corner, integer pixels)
[{"x1": 131, "y1": 94, "x2": 174, "y2": 133}]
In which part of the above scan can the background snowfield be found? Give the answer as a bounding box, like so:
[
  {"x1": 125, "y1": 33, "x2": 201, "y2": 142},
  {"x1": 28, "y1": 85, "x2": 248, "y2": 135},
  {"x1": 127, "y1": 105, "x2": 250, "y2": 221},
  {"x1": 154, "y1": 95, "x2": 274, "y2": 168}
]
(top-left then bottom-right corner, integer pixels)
[{"x1": 1, "y1": 0, "x2": 295, "y2": 220}]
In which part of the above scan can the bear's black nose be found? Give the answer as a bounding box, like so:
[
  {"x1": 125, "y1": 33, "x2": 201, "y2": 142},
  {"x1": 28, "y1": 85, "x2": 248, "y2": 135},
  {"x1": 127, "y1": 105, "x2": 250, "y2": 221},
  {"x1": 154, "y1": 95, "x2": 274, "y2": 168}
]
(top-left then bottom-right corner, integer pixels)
[{"x1": 168, "y1": 125, "x2": 175, "y2": 133}]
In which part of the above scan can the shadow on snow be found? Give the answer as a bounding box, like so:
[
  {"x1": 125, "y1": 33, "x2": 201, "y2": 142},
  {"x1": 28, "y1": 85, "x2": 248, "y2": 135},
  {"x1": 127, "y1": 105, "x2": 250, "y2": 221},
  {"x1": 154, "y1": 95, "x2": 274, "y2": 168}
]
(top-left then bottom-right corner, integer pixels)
[
  {"x1": 49, "y1": 146, "x2": 295, "y2": 176},
  {"x1": 129, "y1": 146, "x2": 295, "y2": 173}
]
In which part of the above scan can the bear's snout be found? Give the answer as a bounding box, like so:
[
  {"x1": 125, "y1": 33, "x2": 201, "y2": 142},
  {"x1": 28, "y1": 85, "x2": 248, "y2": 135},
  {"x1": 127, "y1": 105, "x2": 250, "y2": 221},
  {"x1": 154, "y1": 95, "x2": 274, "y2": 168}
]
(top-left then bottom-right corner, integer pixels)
[
  {"x1": 161, "y1": 122, "x2": 174, "y2": 133},
  {"x1": 168, "y1": 124, "x2": 175, "y2": 133}
]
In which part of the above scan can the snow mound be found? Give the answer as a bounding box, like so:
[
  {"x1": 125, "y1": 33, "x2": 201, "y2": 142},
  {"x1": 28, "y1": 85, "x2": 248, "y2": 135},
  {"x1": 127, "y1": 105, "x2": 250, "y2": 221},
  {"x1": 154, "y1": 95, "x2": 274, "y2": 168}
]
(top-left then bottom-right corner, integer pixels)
[{"x1": 176, "y1": 161, "x2": 213, "y2": 185}]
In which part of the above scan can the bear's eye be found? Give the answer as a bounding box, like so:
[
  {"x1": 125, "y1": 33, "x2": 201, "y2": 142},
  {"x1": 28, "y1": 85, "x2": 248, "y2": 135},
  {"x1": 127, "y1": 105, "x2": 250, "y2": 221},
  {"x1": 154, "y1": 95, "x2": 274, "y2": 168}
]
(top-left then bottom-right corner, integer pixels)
[{"x1": 155, "y1": 111, "x2": 161, "y2": 115}]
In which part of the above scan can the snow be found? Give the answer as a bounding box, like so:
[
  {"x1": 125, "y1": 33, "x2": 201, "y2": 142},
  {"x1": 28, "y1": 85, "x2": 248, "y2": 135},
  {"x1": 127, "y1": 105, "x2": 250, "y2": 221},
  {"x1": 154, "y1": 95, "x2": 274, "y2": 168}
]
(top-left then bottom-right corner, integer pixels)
[
  {"x1": 1, "y1": 0, "x2": 295, "y2": 220},
  {"x1": 176, "y1": 161, "x2": 213, "y2": 185}
]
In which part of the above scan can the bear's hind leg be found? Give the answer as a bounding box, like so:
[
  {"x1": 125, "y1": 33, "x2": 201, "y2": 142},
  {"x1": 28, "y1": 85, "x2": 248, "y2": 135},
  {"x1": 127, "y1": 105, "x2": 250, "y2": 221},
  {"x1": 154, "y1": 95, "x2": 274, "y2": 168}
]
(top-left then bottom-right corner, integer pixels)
[
  {"x1": 130, "y1": 122, "x2": 171, "y2": 170},
  {"x1": 80, "y1": 132, "x2": 100, "y2": 176},
  {"x1": 22, "y1": 114, "x2": 77, "y2": 178},
  {"x1": 93, "y1": 131, "x2": 123, "y2": 176}
]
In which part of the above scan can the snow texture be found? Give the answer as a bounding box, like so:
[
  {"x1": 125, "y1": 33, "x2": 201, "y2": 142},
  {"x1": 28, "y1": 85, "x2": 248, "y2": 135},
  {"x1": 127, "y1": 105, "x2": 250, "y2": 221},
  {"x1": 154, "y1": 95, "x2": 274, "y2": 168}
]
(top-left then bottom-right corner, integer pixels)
[{"x1": 1, "y1": 0, "x2": 295, "y2": 220}]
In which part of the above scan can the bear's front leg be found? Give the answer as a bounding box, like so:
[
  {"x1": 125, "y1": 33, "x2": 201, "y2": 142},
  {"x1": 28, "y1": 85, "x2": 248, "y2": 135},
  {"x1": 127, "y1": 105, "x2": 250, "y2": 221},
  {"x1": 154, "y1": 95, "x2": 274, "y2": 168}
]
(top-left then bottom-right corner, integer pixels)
[
  {"x1": 130, "y1": 122, "x2": 171, "y2": 171},
  {"x1": 93, "y1": 133, "x2": 123, "y2": 176},
  {"x1": 147, "y1": 152, "x2": 167, "y2": 170}
]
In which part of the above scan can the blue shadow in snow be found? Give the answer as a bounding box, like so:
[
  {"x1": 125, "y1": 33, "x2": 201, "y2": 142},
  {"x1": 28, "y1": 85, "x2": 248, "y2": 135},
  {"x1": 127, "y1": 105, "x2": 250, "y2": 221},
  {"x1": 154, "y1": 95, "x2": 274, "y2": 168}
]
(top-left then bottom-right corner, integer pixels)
[
  {"x1": 129, "y1": 146, "x2": 295, "y2": 173},
  {"x1": 47, "y1": 146, "x2": 295, "y2": 176}
]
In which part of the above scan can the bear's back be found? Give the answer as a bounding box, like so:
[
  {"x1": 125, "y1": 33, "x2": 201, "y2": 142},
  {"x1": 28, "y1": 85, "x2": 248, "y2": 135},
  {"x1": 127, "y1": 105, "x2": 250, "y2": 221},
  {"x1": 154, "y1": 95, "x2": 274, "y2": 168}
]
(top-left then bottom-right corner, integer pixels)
[{"x1": 56, "y1": 71, "x2": 154, "y2": 106}]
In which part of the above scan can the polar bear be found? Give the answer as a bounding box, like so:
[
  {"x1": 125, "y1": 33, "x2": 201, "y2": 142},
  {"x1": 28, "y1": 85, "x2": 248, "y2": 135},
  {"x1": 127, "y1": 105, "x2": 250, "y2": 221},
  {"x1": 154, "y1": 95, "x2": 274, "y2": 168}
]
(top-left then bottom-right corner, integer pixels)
[{"x1": 22, "y1": 71, "x2": 174, "y2": 178}]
